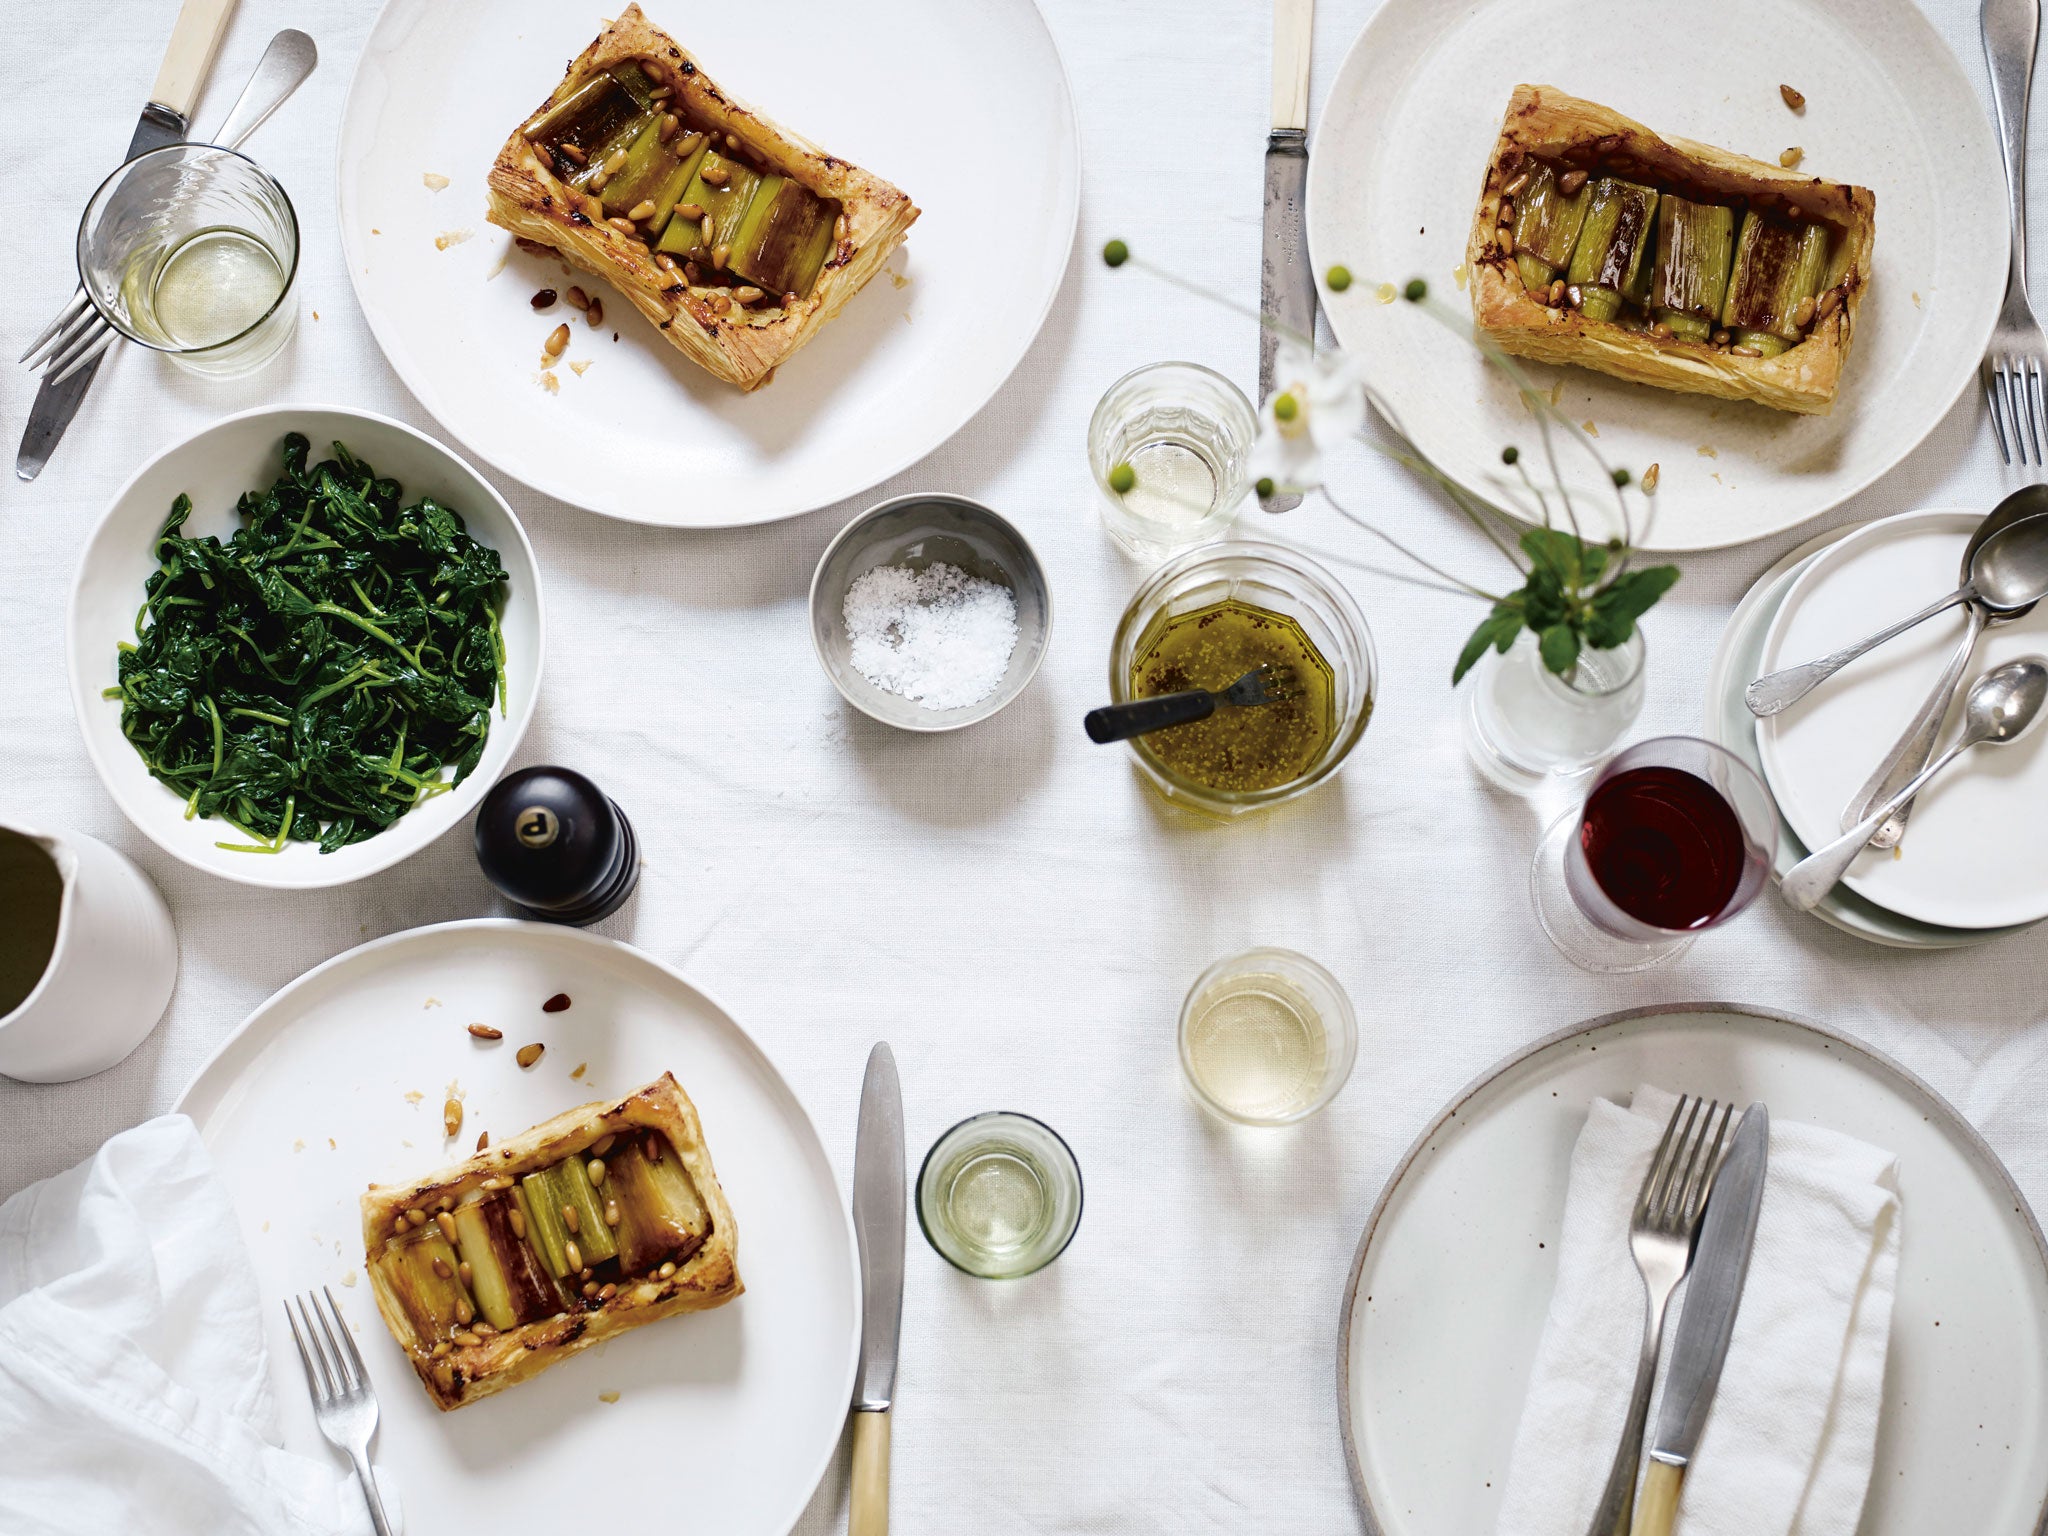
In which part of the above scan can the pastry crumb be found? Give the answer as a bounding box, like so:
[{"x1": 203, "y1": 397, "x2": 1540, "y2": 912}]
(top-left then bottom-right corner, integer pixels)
[
  {"x1": 1550, "y1": 381, "x2": 1565, "y2": 407},
  {"x1": 424, "y1": 997, "x2": 443, "y2": 1009},
  {"x1": 328, "y1": 1138, "x2": 337, "y2": 1151},
  {"x1": 434, "y1": 229, "x2": 473, "y2": 251},
  {"x1": 569, "y1": 359, "x2": 592, "y2": 376},
  {"x1": 341, "y1": 1271, "x2": 358, "y2": 1288},
  {"x1": 887, "y1": 268, "x2": 910, "y2": 290},
  {"x1": 293, "y1": 1139, "x2": 305, "y2": 1153},
  {"x1": 1581, "y1": 420, "x2": 1599, "y2": 437},
  {"x1": 1697, "y1": 444, "x2": 1719, "y2": 458},
  {"x1": 571, "y1": 1062, "x2": 588, "y2": 1080},
  {"x1": 404, "y1": 1090, "x2": 424, "y2": 1105},
  {"x1": 423, "y1": 172, "x2": 450, "y2": 191},
  {"x1": 262, "y1": 1221, "x2": 270, "y2": 1232},
  {"x1": 538, "y1": 370, "x2": 561, "y2": 394},
  {"x1": 1453, "y1": 263, "x2": 1469, "y2": 291},
  {"x1": 1912, "y1": 291, "x2": 1922, "y2": 308},
  {"x1": 598, "y1": 1390, "x2": 621, "y2": 1404}
]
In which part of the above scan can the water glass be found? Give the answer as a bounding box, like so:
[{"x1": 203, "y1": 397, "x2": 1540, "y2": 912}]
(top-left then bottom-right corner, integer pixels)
[
  {"x1": 1179, "y1": 947, "x2": 1357, "y2": 1126},
  {"x1": 79, "y1": 144, "x2": 300, "y2": 378},
  {"x1": 1531, "y1": 736, "x2": 1778, "y2": 972},
  {"x1": 917, "y1": 1113, "x2": 1082, "y2": 1278},
  {"x1": 1462, "y1": 629, "x2": 1646, "y2": 791},
  {"x1": 1088, "y1": 362, "x2": 1256, "y2": 561}
]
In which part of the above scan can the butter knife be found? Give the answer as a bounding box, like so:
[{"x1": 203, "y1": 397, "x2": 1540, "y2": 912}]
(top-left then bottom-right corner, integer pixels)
[
  {"x1": 1629, "y1": 1103, "x2": 1769, "y2": 1536},
  {"x1": 16, "y1": 0, "x2": 240, "y2": 482},
  {"x1": 850, "y1": 1042, "x2": 905, "y2": 1536},
  {"x1": 1258, "y1": 0, "x2": 1316, "y2": 513}
]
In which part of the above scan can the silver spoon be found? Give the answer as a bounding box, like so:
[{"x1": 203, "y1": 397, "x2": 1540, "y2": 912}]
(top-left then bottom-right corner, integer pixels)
[
  {"x1": 1781, "y1": 655, "x2": 2048, "y2": 911},
  {"x1": 1843, "y1": 488, "x2": 2048, "y2": 849},
  {"x1": 1746, "y1": 512, "x2": 2048, "y2": 717}
]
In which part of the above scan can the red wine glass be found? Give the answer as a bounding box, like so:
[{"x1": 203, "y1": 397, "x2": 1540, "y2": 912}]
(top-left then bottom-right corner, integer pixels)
[{"x1": 1531, "y1": 736, "x2": 1778, "y2": 971}]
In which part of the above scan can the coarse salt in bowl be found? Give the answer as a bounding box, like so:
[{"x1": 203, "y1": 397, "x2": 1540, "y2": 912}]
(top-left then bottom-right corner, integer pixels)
[{"x1": 809, "y1": 493, "x2": 1052, "y2": 732}]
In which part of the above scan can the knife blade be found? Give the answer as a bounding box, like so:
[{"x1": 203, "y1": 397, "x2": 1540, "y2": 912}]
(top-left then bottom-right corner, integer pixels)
[
  {"x1": 16, "y1": 0, "x2": 239, "y2": 481},
  {"x1": 849, "y1": 1042, "x2": 904, "y2": 1536},
  {"x1": 1258, "y1": 0, "x2": 1316, "y2": 514},
  {"x1": 1631, "y1": 1102, "x2": 1770, "y2": 1536}
]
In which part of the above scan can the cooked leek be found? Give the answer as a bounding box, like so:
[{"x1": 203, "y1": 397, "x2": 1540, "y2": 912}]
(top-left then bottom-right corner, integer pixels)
[
  {"x1": 608, "y1": 1134, "x2": 710, "y2": 1274},
  {"x1": 1565, "y1": 178, "x2": 1659, "y2": 324},
  {"x1": 1650, "y1": 196, "x2": 1736, "y2": 342},
  {"x1": 1726, "y1": 220, "x2": 1832, "y2": 354},
  {"x1": 1511, "y1": 163, "x2": 1592, "y2": 293},
  {"x1": 374, "y1": 1231, "x2": 475, "y2": 1342},
  {"x1": 730, "y1": 178, "x2": 837, "y2": 298},
  {"x1": 453, "y1": 1193, "x2": 563, "y2": 1331}
]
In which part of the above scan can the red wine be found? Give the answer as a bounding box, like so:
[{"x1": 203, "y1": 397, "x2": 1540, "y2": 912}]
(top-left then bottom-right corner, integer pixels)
[{"x1": 1579, "y1": 766, "x2": 1745, "y2": 930}]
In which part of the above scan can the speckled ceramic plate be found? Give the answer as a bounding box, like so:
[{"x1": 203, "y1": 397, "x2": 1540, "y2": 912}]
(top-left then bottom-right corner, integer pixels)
[
  {"x1": 1306, "y1": 0, "x2": 2006, "y2": 551},
  {"x1": 1339, "y1": 1003, "x2": 2048, "y2": 1536}
]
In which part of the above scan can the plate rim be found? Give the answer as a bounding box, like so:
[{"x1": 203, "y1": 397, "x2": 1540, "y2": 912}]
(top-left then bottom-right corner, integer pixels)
[
  {"x1": 173, "y1": 916, "x2": 861, "y2": 1536},
  {"x1": 1303, "y1": 0, "x2": 2007, "y2": 554},
  {"x1": 1333, "y1": 998, "x2": 2048, "y2": 1536},
  {"x1": 63, "y1": 401, "x2": 547, "y2": 891},
  {"x1": 334, "y1": 0, "x2": 1082, "y2": 529},
  {"x1": 1753, "y1": 505, "x2": 2048, "y2": 929}
]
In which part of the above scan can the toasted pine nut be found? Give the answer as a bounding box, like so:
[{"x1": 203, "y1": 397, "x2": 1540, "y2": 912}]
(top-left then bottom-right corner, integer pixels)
[
  {"x1": 586, "y1": 1158, "x2": 607, "y2": 1186},
  {"x1": 1793, "y1": 295, "x2": 1816, "y2": 328},
  {"x1": 467, "y1": 1022, "x2": 503, "y2": 1039},
  {"x1": 564, "y1": 286, "x2": 589, "y2": 310},
  {"x1": 406, "y1": 1207, "x2": 427, "y2": 1226},
  {"x1": 733, "y1": 285, "x2": 763, "y2": 304},
  {"x1": 605, "y1": 1200, "x2": 621, "y2": 1227},
  {"x1": 654, "y1": 251, "x2": 679, "y2": 272},
  {"x1": 1502, "y1": 170, "x2": 1530, "y2": 197},
  {"x1": 437, "y1": 1211, "x2": 459, "y2": 1242},
  {"x1": 431, "y1": 1340, "x2": 453, "y2": 1358},
  {"x1": 833, "y1": 213, "x2": 849, "y2": 241},
  {"x1": 517, "y1": 1042, "x2": 546, "y2": 1067},
  {"x1": 701, "y1": 163, "x2": 729, "y2": 187},
  {"x1": 657, "y1": 1261, "x2": 677, "y2": 1279},
  {"x1": 626, "y1": 199, "x2": 657, "y2": 223},
  {"x1": 476, "y1": 1130, "x2": 491, "y2": 1151},
  {"x1": 586, "y1": 296, "x2": 604, "y2": 326},
  {"x1": 603, "y1": 150, "x2": 629, "y2": 176},
  {"x1": 675, "y1": 201, "x2": 705, "y2": 222},
  {"x1": 647, "y1": 84, "x2": 672, "y2": 101},
  {"x1": 1780, "y1": 83, "x2": 1806, "y2": 111},
  {"x1": 606, "y1": 215, "x2": 639, "y2": 235},
  {"x1": 509, "y1": 1207, "x2": 527, "y2": 1240},
  {"x1": 454, "y1": 1297, "x2": 474, "y2": 1325},
  {"x1": 583, "y1": 1279, "x2": 600, "y2": 1297},
  {"x1": 1642, "y1": 462, "x2": 1661, "y2": 494},
  {"x1": 459, "y1": 1261, "x2": 473, "y2": 1285},
  {"x1": 565, "y1": 1239, "x2": 583, "y2": 1273},
  {"x1": 444, "y1": 1097, "x2": 463, "y2": 1136},
  {"x1": 724, "y1": 133, "x2": 739, "y2": 151},
  {"x1": 432, "y1": 1257, "x2": 454, "y2": 1279},
  {"x1": 709, "y1": 291, "x2": 731, "y2": 314},
  {"x1": 657, "y1": 113, "x2": 679, "y2": 143},
  {"x1": 1816, "y1": 287, "x2": 1842, "y2": 319},
  {"x1": 1780, "y1": 146, "x2": 1803, "y2": 169},
  {"x1": 698, "y1": 214, "x2": 714, "y2": 246},
  {"x1": 598, "y1": 1283, "x2": 617, "y2": 1301},
  {"x1": 1548, "y1": 278, "x2": 1564, "y2": 305},
  {"x1": 1558, "y1": 169, "x2": 1588, "y2": 195},
  {"x1": 1496, "y1": 227, "x2": 1514, "y2": 255},
  {"x1": 1497, "y1": 197, "x2": 1514, "y2": 227},
  {"x1": 592, "y1": 1134, "x2": 617, "y2": 1157},
  {"x1": 543, "y1": 325, "x2": 570, "y2": 358},
  {"x1": 481, "y1": 1176, "x2": 508, "y2": 1191},
  {"x1": 712, "y1": 243, "x2": 731, "y2": 270},
  {"x1": 562, "y1": 1203, "x2": 581, "y2": 1235},
  {"x1": 588, "y1": 171, "x2": 609, "y2": 195},
  {"x1": 1730, "y1": 344, "x2": 1763, "y2": 357},
  {"x1": 557, "y1": 143, "x2": 587, "y2": 164}
]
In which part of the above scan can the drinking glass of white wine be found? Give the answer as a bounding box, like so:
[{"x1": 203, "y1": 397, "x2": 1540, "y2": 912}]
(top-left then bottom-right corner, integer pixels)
[
  {"x1": 1179, "y1": 947, "x2": 1357, "y2": 1126},
  {"x1": 917, "y1": 1112, "x2": 1082, "y2": 1279},
  {"x1": 78, "y1": 144, "x2": 299, "y2": 379}
]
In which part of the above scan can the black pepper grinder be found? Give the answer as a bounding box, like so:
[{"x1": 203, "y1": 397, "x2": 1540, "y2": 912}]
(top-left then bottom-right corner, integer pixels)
[{"x1": 474, "y1": 766, "x2": 640, "y2": 925}]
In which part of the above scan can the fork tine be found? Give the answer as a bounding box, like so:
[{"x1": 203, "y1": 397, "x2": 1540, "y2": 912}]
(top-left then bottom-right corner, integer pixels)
[
  {"x1": 1635, "y1": 1096, "x2": 1693, "y2": 1220},
  {"x1": 19, "y1": 290, "x2": 90, "y2": 366},
  {"x1": 2028, "y1": 360, "x2": 2047, "y2": 466},
  {"x1": 319, "y1": 1286, "x2": 367, "y2": 1393},
  {"x1": 1655, "y1": 1097, "x2": 1712, "y2": 1221},
  {"x1": 285, "y1": 1295, "x2": 334, "y2": 1404},
  {"x1": 47, "y1": 326, "x2": 118, "y2": 387},
  {"x1": 22, "y1": 307, "x2": 96, "y2": 371},
  {"x1": 309, "y1": 1291, "x2": 354, "y2": 1396},
  {"x1": 1676, "y1": 1101, "x2": 1733, "y2": 1225},
  {"x1": 41, "y1": 314, "x2": 108, "y2": 376},
  {"x1": 1987, "y1": 366, "x2": 2014, "y2": 465},
  {"x1": 1995, "y1": 364, "x2": 2020, "y2": 464}
]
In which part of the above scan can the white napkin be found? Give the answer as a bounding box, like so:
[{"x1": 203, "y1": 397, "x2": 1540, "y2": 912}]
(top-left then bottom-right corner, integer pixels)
[
  {"x1": 1497, "y1": 1085, "x2": 1901, "y2": 1536},
  {"x1": 0, "y1": 1115, "x2": 391, "y2": 1536}
]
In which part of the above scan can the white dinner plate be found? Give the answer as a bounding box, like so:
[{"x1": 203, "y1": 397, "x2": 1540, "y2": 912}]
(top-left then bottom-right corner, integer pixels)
[
  {"x1": 1756, "y1": 509, "x2": 2048, "y2": 930},
  {"x1": 338, "y1": 0, "x2": 1079, "y2": 527},
  {"x1": 1339, "y1": 1003, "x2": 2048, "y2": 1536},
  {"x1": 176, "y1": 920, "x2": 858, "y2": 1535},
  {"x1": 1306, "y1": 0, "x2": 2006, "y2": 552}
]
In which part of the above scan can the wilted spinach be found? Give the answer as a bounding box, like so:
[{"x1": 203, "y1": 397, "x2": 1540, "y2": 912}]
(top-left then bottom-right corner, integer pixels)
[{"x1": 109, "y1": 433, "x2": 509, "y2": 854}]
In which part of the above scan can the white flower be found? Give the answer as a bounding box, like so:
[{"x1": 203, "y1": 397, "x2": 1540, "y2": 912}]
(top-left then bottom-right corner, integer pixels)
[{"x1": 1249, "y1": 341, "x2": 1367, "y2": 497}]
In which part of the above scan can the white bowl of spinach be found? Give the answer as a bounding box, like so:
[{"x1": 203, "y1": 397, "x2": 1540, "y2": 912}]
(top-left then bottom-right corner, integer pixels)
[{"x1": 68, "y1": 406, "x2": 544, "y2": 888}]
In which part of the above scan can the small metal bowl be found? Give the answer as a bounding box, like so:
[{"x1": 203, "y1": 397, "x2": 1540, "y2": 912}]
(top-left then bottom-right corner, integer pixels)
[{"x1": 810, "y1": 492, "x2": 1052, "y2": 732}]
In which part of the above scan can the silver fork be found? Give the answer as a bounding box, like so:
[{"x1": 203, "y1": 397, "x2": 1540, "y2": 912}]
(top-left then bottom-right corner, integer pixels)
[
  {"x1": 1983, "y1": 0, "x2": 2047, "y2": 465},
  {"x1": 1582, "y1": 1096, "x2": 1735, "y2": 1536},
  {"x1": 286, "y1": 1287, "x2": 396, "y2": 1536}
]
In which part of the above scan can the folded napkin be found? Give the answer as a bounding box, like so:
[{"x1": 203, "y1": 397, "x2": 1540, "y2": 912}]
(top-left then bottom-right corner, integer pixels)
[
  {"x1": 1497, "y1": 1085, "x2": 1900, "y2": 1536},
  {"x1": 0, "y1": 1116, "x2": 392, "y2": 1536}
]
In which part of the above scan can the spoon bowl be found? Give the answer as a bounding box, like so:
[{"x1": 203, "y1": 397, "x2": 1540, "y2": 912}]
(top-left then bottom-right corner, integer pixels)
[{"x1": 1968, "y1": 505, "x2": 2048, "y2": 613}]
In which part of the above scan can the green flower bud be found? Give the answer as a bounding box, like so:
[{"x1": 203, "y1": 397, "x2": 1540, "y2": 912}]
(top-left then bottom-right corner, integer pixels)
[
  {"x1": 1102, "y1": 239, "x2": 1130, "y2": 268},
  {"x1": 1327, "y1": 265, "x2": 1353, "y2": 292},
  {"x1": 1108, "y1": 462, "x2": 1136, "y2": 495},
  {"x1": 1501, "y1": 446, "x2": 1519, "y2": 466},
  {"x1": 1403, "y1": 278, "x2": 1427, "y2": 302},
  {"x1": 1273, "y1": 392, "x2": 1300, "y2": 423},
  {"x1": 1612, "y1": 467, "x2": 1631, "y2": 487},
  {"x1": 1255, "y1": 477, "x2": 1275, "y2": 499}
]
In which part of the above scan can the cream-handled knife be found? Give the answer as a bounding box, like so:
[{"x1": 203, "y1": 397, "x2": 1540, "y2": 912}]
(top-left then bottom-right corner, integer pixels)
[
  {"x1": 850, "y1": 1043, "x2": 905, "y2": 1536},
  {"x1": 1629, "y1": 1103, "x2": 1770, "y2": 1536},
  {"x1": 1258, "y1": 0, "x2": 1316, "y2": 513}
]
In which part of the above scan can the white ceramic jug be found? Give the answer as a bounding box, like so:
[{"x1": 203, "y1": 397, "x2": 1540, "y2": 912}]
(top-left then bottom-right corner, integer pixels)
[{"x1": 0, "y1": 821, "x2": 178, "y2": 1082}]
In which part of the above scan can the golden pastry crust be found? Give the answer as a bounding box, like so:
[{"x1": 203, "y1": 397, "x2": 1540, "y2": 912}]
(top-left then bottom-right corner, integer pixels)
[
  {"x1": 360, "y1": 1073, "x2": 741, "y2": 1411},
  {"x1": 486, "y1": 4, "x2": 918, "y2": 391},
  {"x1": 1468, "y1": 85, "x2": 1876, "y2": 415}
]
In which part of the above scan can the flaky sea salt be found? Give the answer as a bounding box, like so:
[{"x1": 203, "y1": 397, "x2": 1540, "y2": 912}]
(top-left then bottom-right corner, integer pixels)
[{"x1": 843, "y1": 561, "x2": 1020, "y2": 711}]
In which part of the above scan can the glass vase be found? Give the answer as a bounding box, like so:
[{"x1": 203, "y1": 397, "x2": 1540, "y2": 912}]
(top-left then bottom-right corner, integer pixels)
[{"x1": 1461, "y1": 628, "x2": 1646, "y2": 793}]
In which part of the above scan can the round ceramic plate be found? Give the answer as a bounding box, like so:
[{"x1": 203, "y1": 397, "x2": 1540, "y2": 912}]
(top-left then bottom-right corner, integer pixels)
[
  {"x1": 67, "y1": 405, "x2": 544, "y2": 890},
  {"x1": 1703, "y1": 524, "x2": 2036, "y2": 949},
  {"x1": 1339, "y1": 1002, "x2": 2048, "y2": 1536},
  {"x1": 1756, "y1": 510, "x2": 2048, "y2": 929},
  {"x1": 338, "y1": 0, "x2": 1079, "y2": 527},
  {"x1": 176, "y1": 921, "x2": 858, "y2": 1536},
  {"x1": 1305, "y1": 0, "x2": 2006, "y2": 552}
]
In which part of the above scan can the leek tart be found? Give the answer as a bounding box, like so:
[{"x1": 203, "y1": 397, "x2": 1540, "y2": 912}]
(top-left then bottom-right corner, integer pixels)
[
  {"x1": 360, "y1": 1073, "x2": 740, "y2": 1410},
  {"x1": 1467, "y1": 85, "x2": 1876, "y2": 415},
  {"x1": 486, "y1": 4, "x2": 918, "y2": 391}
]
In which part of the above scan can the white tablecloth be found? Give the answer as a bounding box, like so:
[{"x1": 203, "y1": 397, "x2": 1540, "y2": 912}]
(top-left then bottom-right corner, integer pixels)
[{"x1": 4, "y1": 1, "x2": 2045, "y2": 1530}]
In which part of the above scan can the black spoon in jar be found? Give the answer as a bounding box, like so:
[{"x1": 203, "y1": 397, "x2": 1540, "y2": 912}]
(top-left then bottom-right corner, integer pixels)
[{"x1": 1084, "y1": 664, "x2": 1300, "y2": 744}]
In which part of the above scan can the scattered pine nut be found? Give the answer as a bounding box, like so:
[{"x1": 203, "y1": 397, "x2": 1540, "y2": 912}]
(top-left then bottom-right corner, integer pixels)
[
  {"x1": 517, "y1": 1042, "x2": 546, "y2": 1068},
  {"x1": 1780, "y1": 146, "x2": 1803, "y2": 168},
  {"x1": 544, "y1": 324, "x2": 570, "y2": 358},
  {"x1": 1780, "y1": 83, "x2": 1806, "y2": 111},
  {"x1": 467, "y1": 1023, "x2": 503, "y2": 1040}
]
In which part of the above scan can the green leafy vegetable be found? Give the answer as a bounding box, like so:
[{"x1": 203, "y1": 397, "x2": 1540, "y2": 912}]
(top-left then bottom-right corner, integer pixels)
[{"x1": 109, "y1": 434, "x2": 509, "y2": 854}]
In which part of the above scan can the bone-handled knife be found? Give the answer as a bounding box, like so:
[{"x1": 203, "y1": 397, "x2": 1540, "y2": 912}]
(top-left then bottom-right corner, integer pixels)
[
  {"x1": 850, "y1": 1042, "x2": 905, "y2": 1536},
  {"x1": 1258, "y1": 0, "x2": 1316, "y2": 513},
  {"x1": 1629, "y1": 1102, "x2": 1770, "y2": 1536}
]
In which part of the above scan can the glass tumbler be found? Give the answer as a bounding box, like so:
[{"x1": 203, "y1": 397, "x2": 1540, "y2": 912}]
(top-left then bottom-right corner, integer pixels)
[
  {"x1": 1108, "y1": 540, "x2": 1376, "y2": 819},
  {"x1": 1531, "y1": 736, "x2": 1778, "y2": 972},
  {"x1": 78, "y1": 144, "x2": 300, "y2": 378},
  {"x1": 917, "y1": 1113, "x2": 1082, "y2": 1278},
  {"x1": 1179, "y1": 947, "x2": 1357, "y2": 1126},
  {"x1": 1462, "y1": 628, "x2": 1647, "y2": 792},
  {"x1": 1088, "y1": 362, "x2": 1256, "y2": 561}
]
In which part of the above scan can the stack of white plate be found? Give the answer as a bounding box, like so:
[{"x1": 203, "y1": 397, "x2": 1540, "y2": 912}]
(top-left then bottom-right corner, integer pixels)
[{"x1": 1706, "y1": 509, "x2": 2048, "y2": 948}]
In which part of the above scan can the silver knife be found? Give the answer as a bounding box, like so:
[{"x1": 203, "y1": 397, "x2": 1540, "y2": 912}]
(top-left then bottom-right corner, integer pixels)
[
  {"x1": 17, "y1": 0, "x2": 242, "y2": 482},
  {"x1": 850, "y1": 1042, "x2": 905, "y2": 1536},
  {"x1": 1630, "y1": 1102, "x2": 1770, "y2": 1536},
  {"x1": 1258, "y1": 0, "x2": 1316, "y2": 514}
]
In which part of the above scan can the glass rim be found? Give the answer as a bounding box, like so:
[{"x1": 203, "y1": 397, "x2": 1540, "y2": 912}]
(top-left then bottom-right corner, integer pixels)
[
  {"x1": 76, "y1": 142, "x2": 302, "y2": 359},
  {"x1": 914, "y1": 1110, "x2": 1084, "y2": 1278},
  {"x1": 1110, "y1": 538, "x2": 1377, "y2": 809},
  {"x1": 1087, "y1": 359, "x2": 1257, "y2": 505},
  {"x1": 1537, "y1": 627, "x2": 1647, "y2": 701},
  {"x1": 1177, "y1": 946, "x2": 1359, "y2": 1126}
]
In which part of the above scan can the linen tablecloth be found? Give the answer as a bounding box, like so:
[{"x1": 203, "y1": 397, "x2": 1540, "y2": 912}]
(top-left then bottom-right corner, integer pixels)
[{"x1": 4, "y1": 1, "x2": 2045, "y2": 1529}]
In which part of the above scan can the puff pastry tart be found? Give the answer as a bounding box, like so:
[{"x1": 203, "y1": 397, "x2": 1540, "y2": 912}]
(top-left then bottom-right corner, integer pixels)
[
  {"x1": 1467, "y1": 85, "x2": 1876, "y2": 415},
  {"x1": 486, "y1": 4, "x2": 918, "y2": 391},
  {"x1": 360, "y1": 1073, "x2": 741, "y2": 1411}
]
